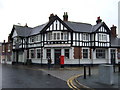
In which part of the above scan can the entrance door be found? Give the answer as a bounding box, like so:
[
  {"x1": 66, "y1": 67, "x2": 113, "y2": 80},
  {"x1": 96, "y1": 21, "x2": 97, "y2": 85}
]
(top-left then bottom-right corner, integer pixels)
[
  {"x1": 111, "y1": 49, "x2": 116, "y2": 64},
  {"x1": 54, "y1": 49, "x2": 61, "y2": 65}
]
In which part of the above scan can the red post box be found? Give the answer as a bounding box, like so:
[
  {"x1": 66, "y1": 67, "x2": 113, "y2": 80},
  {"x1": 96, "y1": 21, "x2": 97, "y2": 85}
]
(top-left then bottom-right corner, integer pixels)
[{"x1": 60, "y1": 55, "x2": 64, "y2": 65}]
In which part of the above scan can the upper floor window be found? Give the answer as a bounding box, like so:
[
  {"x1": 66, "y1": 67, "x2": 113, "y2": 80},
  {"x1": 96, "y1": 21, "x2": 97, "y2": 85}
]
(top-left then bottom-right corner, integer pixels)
[
  {"x1": 47, "y1": 32, "x2": 52, "y2": 40},
  {"x1": 99, "y1": 34, "x2": 107, "y2": 41},
  {"x1": 14, "y1": 37, "x2": 21, "y2": 44},
  {"x1": 47, "y1": 32, "x2": 68, "y2": 41},
  {"x1": 82, "y1": 33, "x2": 89, "y2": 41},
  {"x1": 30, "y1": 37, "x2": 34, "y2": 43}
]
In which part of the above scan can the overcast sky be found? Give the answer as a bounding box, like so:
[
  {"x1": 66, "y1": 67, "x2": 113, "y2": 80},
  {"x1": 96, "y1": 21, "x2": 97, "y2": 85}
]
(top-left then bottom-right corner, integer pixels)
[{"x1": 0, "y1": 0, "x2": 119, "y2": 42}]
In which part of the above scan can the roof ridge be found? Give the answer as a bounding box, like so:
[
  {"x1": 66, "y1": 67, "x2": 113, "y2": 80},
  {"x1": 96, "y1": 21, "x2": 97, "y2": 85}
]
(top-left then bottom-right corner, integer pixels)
[{"x1": 64, "y1": 21, "x2": 92, "y2": 25}]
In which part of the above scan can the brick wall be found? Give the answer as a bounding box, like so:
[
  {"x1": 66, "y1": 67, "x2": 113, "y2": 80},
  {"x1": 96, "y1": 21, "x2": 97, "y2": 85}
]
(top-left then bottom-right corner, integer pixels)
[{"x1": 74, "y1": 47, "x2": 82, "y2": 59}]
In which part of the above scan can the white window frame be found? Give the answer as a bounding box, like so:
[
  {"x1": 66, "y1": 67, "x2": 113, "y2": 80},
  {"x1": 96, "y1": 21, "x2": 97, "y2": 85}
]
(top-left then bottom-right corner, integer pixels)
[
  {"x1": 82, "y1": 48, "x2": 89, "y2": 59},
  {"x1": 36, "y1": 48, "x2": 41, "y2": 59},
  {"x1": 52, "y1": 31, "x2": 68, "y2": 41},
  {"x1": 99, "y1": 33, "x2": 107, "y2": 42},
  {"x1": 96, "y1": 49, "x2": 106, "y2": 59},
  {"x1": 29, "y1": 37, "x2": 34, "y2": 43},
  {"x1": 30, "y1": 49, "x2": 35, "y2": 59},
  {"x1": 64, "y1": 49, "x2": 70, "y2": 59},
  {"x1": 82, "y1": 33, "x2": 89, "y2": 41}
]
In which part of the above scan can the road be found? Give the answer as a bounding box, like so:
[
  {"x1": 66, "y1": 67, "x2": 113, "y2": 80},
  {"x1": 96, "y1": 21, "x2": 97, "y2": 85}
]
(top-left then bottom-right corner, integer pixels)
[{"x1": 1, "y1": 64, "x2": 69, "y2": 89}]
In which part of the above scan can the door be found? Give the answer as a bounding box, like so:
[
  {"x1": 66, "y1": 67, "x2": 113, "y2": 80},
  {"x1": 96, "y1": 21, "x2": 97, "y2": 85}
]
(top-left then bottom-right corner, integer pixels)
[
  {"x1": 54, "y1": 49, "x2": 61, "y2": 65},
  {"x1": 111, "y1": 49, "x2": 116, "y2": 64}
]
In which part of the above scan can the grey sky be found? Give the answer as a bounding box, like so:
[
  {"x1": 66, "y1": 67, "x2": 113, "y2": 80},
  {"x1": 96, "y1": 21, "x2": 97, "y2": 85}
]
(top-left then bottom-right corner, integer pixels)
[{"x1": 0, "y1": 0, "x2": 119, "y2": 42}]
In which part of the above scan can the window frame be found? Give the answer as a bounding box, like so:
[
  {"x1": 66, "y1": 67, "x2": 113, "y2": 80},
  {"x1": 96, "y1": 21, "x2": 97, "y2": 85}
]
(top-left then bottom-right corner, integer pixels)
[
  {"x1": 65, "y1": 49, "x2": 69, "y2": 59},
  {"x1": 82, "y1": 48, "x2": 89, "y2": 59},
  {"x1": 36, "y1": 49, "x2": 41, "y2": 59},
  {"x1": 46, "y1": 49, "x2": 51, "y2": 58},
  {"x1": 96, "y1": 49, "x2": 106, "y2": 59},
  {"x1": 30, "y1": 49, "x2": 35, "y2": 59}
]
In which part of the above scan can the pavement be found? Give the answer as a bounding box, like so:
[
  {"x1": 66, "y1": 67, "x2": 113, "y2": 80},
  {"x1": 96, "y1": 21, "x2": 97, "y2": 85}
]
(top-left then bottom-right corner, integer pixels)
[{"x1": 3, "y1": 64, "x2": 120, "y2": 89}]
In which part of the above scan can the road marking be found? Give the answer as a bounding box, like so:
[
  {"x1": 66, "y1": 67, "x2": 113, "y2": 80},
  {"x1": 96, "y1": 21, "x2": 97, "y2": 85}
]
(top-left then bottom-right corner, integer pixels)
[
  {"x1": 67, "y1": 74, "x2": 81, "y2": 90},
  {"x1": 67, "y1": 74, "x2": 95, "y2": 90}
]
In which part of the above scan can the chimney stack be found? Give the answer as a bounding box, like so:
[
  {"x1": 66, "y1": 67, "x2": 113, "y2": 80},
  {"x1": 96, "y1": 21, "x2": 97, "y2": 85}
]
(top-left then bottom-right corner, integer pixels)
[
  {"x1": 63, "y1": 12, "x2": 68, "y2": 21},
  {"x1": 110, "y1": 25, "x2": 117, "y2": 37},
  {"x1": 96, "y1": 16, "x2": 102, "y2": 24},
  {"x1": 49, "y1": 13, "x2": 54, "y2": 21},
  {"x1": 3, "y1": 40, "x2": 5, "y2": 43}
]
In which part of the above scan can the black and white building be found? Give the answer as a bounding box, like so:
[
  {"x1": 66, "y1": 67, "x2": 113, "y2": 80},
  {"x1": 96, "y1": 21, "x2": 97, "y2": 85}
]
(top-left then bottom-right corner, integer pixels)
[{"x1": 9, "y1": 13, "x2": 120, "y2": 65}]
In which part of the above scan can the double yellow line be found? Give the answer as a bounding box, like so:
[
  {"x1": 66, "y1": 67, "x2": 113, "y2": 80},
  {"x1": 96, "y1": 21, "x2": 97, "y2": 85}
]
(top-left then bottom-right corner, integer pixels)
[
  {"x1": 67, "y1": 74, "x2": 81, "y2": 90},
  {"x1": 67, "y1": 74, "x2": 94, "y2": 90}
]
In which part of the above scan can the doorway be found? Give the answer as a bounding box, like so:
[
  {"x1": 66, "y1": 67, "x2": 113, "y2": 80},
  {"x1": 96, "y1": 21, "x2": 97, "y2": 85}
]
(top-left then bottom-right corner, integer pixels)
[{"x1": 54, "y1": 49, "x2": 61, "y2": 65}]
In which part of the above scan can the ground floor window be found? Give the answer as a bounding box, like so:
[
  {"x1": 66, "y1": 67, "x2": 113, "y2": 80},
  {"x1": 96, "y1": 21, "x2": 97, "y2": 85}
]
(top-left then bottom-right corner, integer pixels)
[
  {"x1": 65, "y1": 49, "x2": 69, "y2": 59},
  {"x1": 96, "y1": 49, "x2": 105, "y2": 59},
  {"x1": 36, "y1": 49, "x2": 41, "y2": 58},
  {"x1": 46, "y1": 49, "x2": 51, "y2": 58},
  {"x1": 83, "y1": 49, "x2": 89, "y2": 59},
  {"x1": 30, "y1": 50, "x2": 35, "y2": 58}
]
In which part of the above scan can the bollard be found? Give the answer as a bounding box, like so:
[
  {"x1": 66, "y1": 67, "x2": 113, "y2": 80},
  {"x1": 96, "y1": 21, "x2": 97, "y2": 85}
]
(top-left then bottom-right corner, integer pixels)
[
  {"x1": 113, "y1": 65, "x2": 115, "y2": 73},
  {"x1": 119, "y1": 65, "x2": 120, "y2": 72},
  {"x1": 88, "y1": 66, "x2": 91, "y2": 76},
  {"x1": 84, "y1": 65, "x2": 86, "y2": 79}
]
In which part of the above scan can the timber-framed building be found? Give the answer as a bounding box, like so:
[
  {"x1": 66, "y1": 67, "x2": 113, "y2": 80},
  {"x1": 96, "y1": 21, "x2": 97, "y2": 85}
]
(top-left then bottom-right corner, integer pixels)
[{"x1": 9, "y1": 13, "x2": 120, "y2": 65}]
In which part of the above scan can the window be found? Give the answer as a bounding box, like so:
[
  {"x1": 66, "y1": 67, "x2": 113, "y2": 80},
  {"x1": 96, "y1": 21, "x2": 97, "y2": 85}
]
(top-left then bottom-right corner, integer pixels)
[
  {"x1": 8, "y1": 44, "x2": 10, "y2": 52},
  {"x1": 96, "y1": 49, "x2": 105, "y2": 59},
  {"x1": 54, "y1": 33, "x2": 56, "y2": 40},
  {"x1": 64, "y1": 33, "x2": 67, "y2": 40},
  {"x1": 46, "y1": 49, "x2": 51, "y2": 58},
  {"x1": 2, "y1": 45, "x2": 5, "y2": 52},
  {"x1": 57, "y1": 33, "x2": 60, "y2": 40},
  {"x1": 83, "y1": 49, "x2": 88, "y2": 58},
  {"x1": 47, "y1": 32, "x2": 52, "y2": 40},
  {"x1": 65, "y1": 49, "x2": 69, "y2": 59},
  {"x1": 82, "y1": 33, "x2": 89, "y2": 41},
  {"x1": 30, "y1": 50, "x2": 35, "y2": 58},
  {"x1": 61, "y1": 33, "x2": 63, "y2": 40},
  {"x1": 30, "y1": 37, "x2": 34, "y2": 42},
  {"x1": 35, "y1": 35, "x2": 39, "y2": 42},
  {"x1": 99, "y1": 34, "x2": 107, "y2": 41},
  {"x1": 37, "y1": 49, "x2": 41, "y2": 58}
]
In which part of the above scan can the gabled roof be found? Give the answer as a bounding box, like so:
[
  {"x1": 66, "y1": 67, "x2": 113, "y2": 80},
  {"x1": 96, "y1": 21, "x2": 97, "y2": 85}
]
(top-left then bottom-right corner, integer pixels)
[
  {"x1": 91, "y1": 22, "x2": 110, "y2": 33},
  {"x1": 30, "y1": 23, "x2": 48, "y2": 36},
  {"x1": 11, "y1": 25, "x2": 32, "y2": 37},
  {"x1": 10, "y1": 15, "x2": 111, "y2": 38},
  {"x1": 64, "y1": 21, "x2": 92, "y2": 33}
]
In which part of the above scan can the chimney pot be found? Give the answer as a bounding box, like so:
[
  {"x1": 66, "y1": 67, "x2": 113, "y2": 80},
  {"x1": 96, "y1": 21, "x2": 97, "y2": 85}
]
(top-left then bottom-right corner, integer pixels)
[
  {"x1": 63, "y1": 12, "x2": 68, "y2": 21},
  {"x1": 49, "y1": 13, "x2": 54, "y2": 21},
  {"x1": 96, "y1": 16, "x2": 102, "y2": 24}
]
